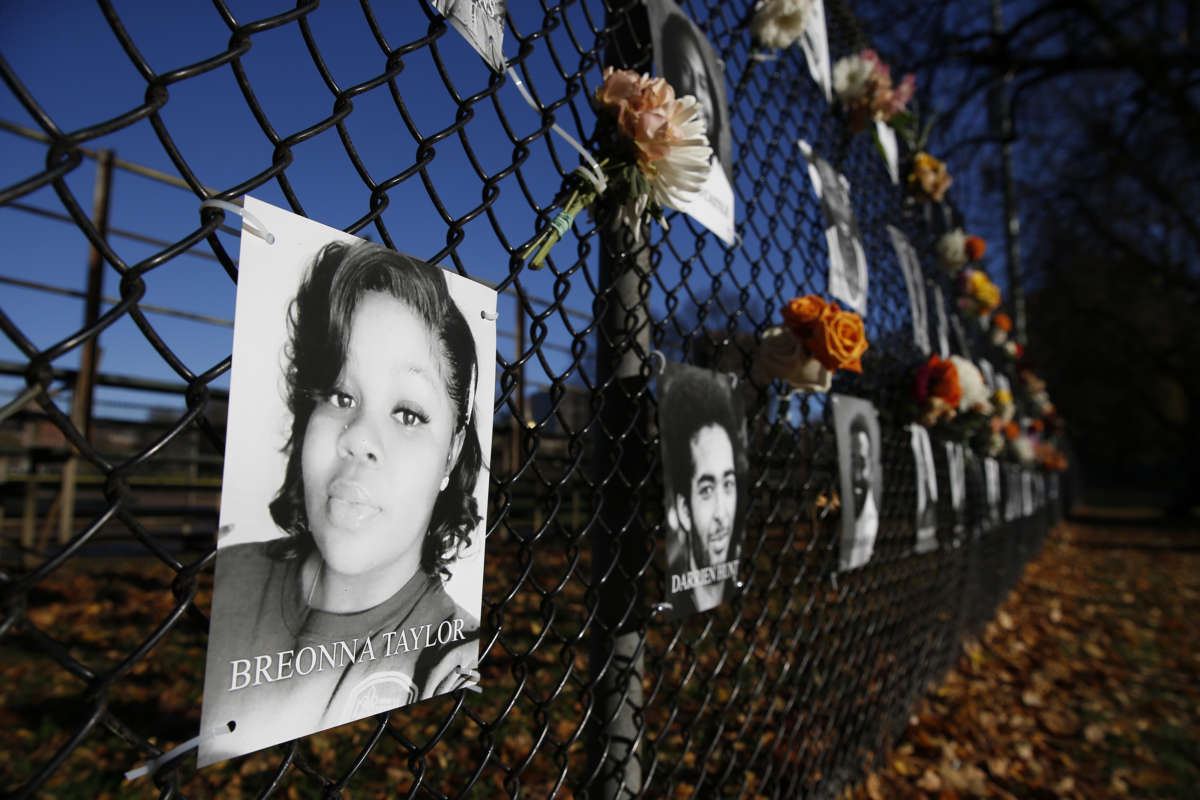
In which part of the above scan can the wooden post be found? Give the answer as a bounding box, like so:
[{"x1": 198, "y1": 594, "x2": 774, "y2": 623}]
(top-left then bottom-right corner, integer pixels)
[{"x1": 58, "y1": 149, "x2": 114, "y2": 545}]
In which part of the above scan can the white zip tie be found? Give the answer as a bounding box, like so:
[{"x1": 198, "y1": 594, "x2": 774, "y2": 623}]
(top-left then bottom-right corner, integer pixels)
[
  {"x1": 199, "y1": 199, "x2": 275, "y2": 244},
  {"x1": 507, "y1": 68, "x2": 607, "y2": 195},
  {"x1": 124, "y1": 720, "x2": 235, "y2": 781}
]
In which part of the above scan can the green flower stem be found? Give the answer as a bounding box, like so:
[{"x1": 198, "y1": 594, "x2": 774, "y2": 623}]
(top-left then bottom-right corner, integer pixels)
[{"x1": 526, "y1": 185, "x2": 596, "y2": 269}]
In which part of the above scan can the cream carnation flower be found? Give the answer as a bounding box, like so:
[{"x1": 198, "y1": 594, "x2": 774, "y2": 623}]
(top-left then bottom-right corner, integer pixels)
[
  {"x1": 751, "y1": 0, "x2": 816, "y2": 50},
  {"x1": 1012, "y1": 435, "x2": 1036, "y2": 466},
  {"x1": 937, "y1": 229, "x2": 968, "y2": 274},
  {"x1": 753, "y1": 325, "x2": 832, "y2": 392},
  {"x1": 949, "y1": 355, "x2": 992, "y2": 414},
  {"x1": 640, "y1": 93, "x2": 712, "y2": 210},
  {"x1": 833, "y1": 54, "x2": 873, "y2": 105}
]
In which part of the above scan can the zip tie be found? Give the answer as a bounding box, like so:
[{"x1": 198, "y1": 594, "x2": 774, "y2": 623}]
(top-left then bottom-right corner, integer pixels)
[
  {"x1": 124, "y1": 720, "x2": 235, "y2": 781},
  {"x1": 199, "y1": 199, "x2": 275, "y2": 244},
  {"x1": 507, "y1": 68, "x2": 607, "y2": 195},
  {"x1": 649, "y1": 350, "x2": 666, "y2": 376},
  {"x1": 481, "y1": 309, "x2": 499, "y2": 321},
  {"x1": 749, "y1": 51, "x2": 778, "y2": 62},
  {"x1": 454, "y1": 665, "x2": 483, "y2": 694}
]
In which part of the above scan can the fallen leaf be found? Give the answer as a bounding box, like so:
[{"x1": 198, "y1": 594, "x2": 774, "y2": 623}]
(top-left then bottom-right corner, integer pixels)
[
  {"x1": 1021, "y1": 690, "x2": 1045, "y2": 708},
  {"x1": 916, "y1": 768, "x2": 942, "y2": 792}
]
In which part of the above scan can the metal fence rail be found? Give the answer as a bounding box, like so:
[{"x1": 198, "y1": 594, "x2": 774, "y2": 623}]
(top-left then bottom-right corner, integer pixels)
[{"x1": 1, "y1": 1, "x2": 1058, "y2": 797}]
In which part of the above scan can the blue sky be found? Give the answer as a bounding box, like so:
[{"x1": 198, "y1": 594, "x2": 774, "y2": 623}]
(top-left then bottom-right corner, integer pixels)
[{"x1": 1, "y1": 0, "x2": 986, "y2": 425}]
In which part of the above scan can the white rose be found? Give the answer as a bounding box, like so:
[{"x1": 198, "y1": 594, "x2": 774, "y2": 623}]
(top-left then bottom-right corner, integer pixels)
[
  {"x1": 1011, "y1": 435, "x2": 1036, "y2": 465},
  {"x1": 986, "y1": 432, "x2": 1006, "y2": 456},
  {"x1": 936, "y1": 229, "x2": 968, "y2": 274},
  {"x1": 950, "y1": 355, "x2": 993, "y2": 414},
  {"x1": 833, "y1": 53, "x2": 873, "y2": 103},
  {"x1": 753, "y1": 325, "x2": 832, "y2": 392},
  {"x1": 751, "y1": 0, "x2": 816, "y2": 50}
]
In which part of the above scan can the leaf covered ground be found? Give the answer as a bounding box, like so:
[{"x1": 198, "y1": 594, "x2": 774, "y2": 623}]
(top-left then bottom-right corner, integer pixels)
[{"x1": 847, "y1": 517, "x2": 1200, "y2": 799}]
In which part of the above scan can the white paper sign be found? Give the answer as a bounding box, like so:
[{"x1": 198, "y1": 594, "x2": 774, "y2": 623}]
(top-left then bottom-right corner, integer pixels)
[
  {"x1": 888, "y1": 225, "x2": 931, "y2": 354},
  {"x1": 832, "y1": 394, "x2": 883, "y2": 571},
  {"x1": 647, "y1": 0, "x2": 737, "y2": 244},
  {"x1": 801, "y1": 140, "x2": 869, "y2": 314},
  {"x1": 799, "y1": 0, "x2": 832, "y2": 102},
  {"x1": 199, "y1": 197, "x2": 496, "y2": 766},
  {"x1": 432, "y1": 0, "x2": 507, "y2": 71}
]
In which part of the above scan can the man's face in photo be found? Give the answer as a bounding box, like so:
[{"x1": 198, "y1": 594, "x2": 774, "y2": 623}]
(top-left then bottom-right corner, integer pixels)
[
  {"x1": 677, "y1": 423, "x2": 737, "y2": 568},
  {"x1": 851, "y1": 427, "x2": 872, "y2": 516}
]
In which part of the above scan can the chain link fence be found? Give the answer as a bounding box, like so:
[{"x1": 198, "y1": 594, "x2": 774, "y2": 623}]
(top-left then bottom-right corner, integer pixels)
[{"x1": 1, "y1": 1, "x2": 1059, "y2": 797}]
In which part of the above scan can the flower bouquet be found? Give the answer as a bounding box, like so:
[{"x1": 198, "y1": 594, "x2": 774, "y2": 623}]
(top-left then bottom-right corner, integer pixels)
[
  {"x1": 933, "y1": 355, "x2": 997, "y2": 448},
  {"x1": 907, "y1": 151, "x2": 952, "y2": 203},
  {"x1": 936, "y1": 228, "x2": 986, "y2": 276},
  {"x1": 832, "y1": 50, "x2": 914, "y2": 135},
  {"x1": 753, "y1": 294, "x2": 868, "y2": 392},
  {"x1": 749, "y1": 0, "x2": 817, "y2": 52},
  {"x1": 957, "y1": 268, "x2": 1001, "y2": 318},
  {"x1": 989, "y1": 311, "x2": 1012, "y2": 345},
  {"x1": 909, "y1": 354, "x2": 962, "y2": 427},
  {"x1": 521, "y1": 68, "x2": 712, "y2": 268}
]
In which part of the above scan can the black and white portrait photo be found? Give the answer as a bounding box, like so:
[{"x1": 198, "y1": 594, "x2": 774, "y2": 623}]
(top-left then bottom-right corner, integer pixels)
[
  {"x1": 944, "y1": 440, "x2": 967, "y2": 542},
  {"x1": 832, "y1": 395, "x2": 883, "y2": 571},
  {"x1": 431, "y1": 0, "x2": 507, "y2": 72},
  {"x1": 888, "y1": 225, "x2": 931, "y2": 354},
  {"x1": 1003, "y1": 464, "x2": 1022, "y2": 523},
  {"x1": 798, "y1": 0, "x2": 832, "y2": 102},
  {"x1": 984, "y1": 457, "x2": 1002, "y2": 527},
  {"x1": 659, "y1": 361, "x2": 748, "y2": 618},
  {"x1": 1021, "y1": 470, "x2": 1035, "y2": 517},
  {"x1": 932, "y1": 284, "x2": 951, "y2": 358},
  {"x1": 979, "y1": 359, "x2": 996, "y2": 392},
  {"x1": 199, "y1": 198, "x2": 497, "y2": 766},
  {"x1": 910, "y1": 424, "x2": 938, "y2": 553},
  {"x1": 646, "y1": 0, "x2": 737, "y2": 244},
  {"x1": 800, "y1": 140, "x2": 869, "y2": 315}
]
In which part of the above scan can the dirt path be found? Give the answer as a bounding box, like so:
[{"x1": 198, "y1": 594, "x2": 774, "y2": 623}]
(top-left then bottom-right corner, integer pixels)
[{"x1": 848, "y1": 518, "x2": 1200, "y2": 799}]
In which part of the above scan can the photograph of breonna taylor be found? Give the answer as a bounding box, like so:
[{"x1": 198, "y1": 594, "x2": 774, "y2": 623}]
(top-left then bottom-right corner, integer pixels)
[
  {"x1": 658, "y1": 361, "x2": 749, "y2": 619},
  {"x1": 198, "y1": 198, "x2": 496, "y2": 766},
  {"x1": 831, "y1": 394, "x2": 884, "y2": 571}
]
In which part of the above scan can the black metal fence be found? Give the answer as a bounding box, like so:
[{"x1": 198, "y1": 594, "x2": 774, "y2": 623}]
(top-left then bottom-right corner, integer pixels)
[{"x1": 1, "y1": 1, "x2": 1059, "y2": 797}]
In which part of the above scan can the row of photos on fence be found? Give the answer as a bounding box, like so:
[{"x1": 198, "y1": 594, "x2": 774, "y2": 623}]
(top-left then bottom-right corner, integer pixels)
[{"x1": 191, "y1": 0, "x2": 1055, "y2": 769}]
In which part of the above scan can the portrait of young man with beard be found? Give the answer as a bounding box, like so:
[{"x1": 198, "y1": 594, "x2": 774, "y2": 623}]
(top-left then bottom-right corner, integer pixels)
[
  {"x1": 659, "y1": 362, "x2": 749, "y2": 618},
  {"x1": 832, "y1": 395, "x2": 883, "y2": 571}
]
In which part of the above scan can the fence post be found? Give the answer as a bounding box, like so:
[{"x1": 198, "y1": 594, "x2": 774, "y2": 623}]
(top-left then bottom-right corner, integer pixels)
[
  {"x1": 58, "y1": 148, "x2": 114, "y2": 545},
  {"x1": 587, "y1": 211, "x2": 653, "y2": 797}
]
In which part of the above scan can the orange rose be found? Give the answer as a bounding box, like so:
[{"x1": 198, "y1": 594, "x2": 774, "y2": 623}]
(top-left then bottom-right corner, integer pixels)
[
  {"x1": 965, "y1": 235, "x2": 986, "y2": 261},
  {"x1": 993, "y1": 312, "x2": 1013, "y2": 332},
  {"x1": 1003, "y1": 421, "x2": 1020, "y2": 440},
  {"x1": 804, "y1": 307, "x2": 868, "y2": 373},
  {"x1": 926, "y1": 355, "x2": 962, "y2": 408},
  {"x1": 781, "y1": 295, "x2": 830, "y2": 337},
  {"x1": 1030, "y1": 419, "x2": 1045, "y2": 433}
]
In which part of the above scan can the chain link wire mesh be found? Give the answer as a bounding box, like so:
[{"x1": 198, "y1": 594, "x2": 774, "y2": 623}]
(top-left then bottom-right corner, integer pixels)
[{"x1": 0, "y1": 1, "x2": 1057, "y2": 797}]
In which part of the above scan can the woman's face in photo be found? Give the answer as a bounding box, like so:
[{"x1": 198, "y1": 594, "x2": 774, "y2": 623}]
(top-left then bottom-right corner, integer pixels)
[
  {"x1": 301, "y1": 291, "x2": 460, "y2": 579},
  {"x1": 673, "y1": 37, "x2": 715, "y2": 144}
]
